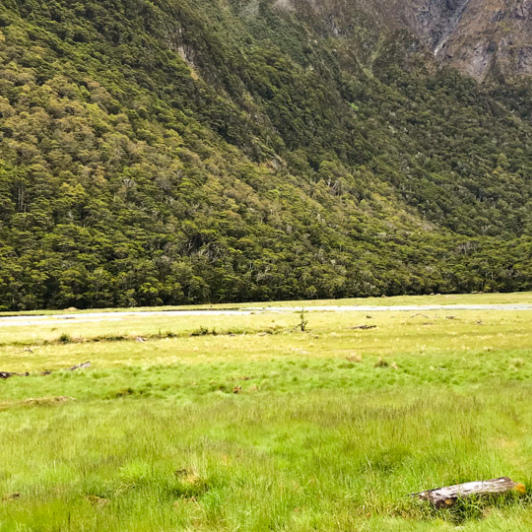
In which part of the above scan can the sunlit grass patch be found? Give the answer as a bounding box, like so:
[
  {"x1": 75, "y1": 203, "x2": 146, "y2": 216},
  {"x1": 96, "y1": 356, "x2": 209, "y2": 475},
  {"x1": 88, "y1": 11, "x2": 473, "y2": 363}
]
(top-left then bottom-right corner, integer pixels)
[{"x1": 1, "y1": 295, "x2": 532, "y2": 529}]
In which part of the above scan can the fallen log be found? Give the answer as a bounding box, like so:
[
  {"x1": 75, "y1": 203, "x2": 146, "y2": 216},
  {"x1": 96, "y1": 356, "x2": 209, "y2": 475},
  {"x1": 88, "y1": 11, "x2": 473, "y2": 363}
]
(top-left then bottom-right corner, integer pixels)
[
  {"x1": 349, "y1": 325, "x2": 377, "y2": 330},
  {"x1": 413, "y1": 477, "x2": 526, "y2": 508},
  {"x1": 0, "y1": 371, "x2": 29, "y2": 380},
  {"x1": 68, "y1": 361, "x2": 91, "y2": 371},
  {"x1": 1, "y1": 362, "x2": 91, "y2": 379}
]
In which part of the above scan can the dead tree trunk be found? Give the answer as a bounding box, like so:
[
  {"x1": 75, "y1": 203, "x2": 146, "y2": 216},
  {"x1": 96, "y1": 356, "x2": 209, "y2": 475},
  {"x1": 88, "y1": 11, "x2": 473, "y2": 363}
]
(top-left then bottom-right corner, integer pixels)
[
  {"x1": 413, "y1": 477, "x2": 525, "y2": 508},
  {"x1": 1, "y1": 362, "x2": 91, "y2": 379},
  {"x1": 0, "y1": 371, "x2": 29, "y2": 379}
]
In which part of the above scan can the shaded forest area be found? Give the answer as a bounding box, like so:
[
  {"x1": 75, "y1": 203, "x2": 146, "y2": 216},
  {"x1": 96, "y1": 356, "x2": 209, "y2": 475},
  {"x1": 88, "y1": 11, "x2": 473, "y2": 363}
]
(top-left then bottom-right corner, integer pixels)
[{"x1": 0, "y1": 0, "x2": 532, "y2": 310}]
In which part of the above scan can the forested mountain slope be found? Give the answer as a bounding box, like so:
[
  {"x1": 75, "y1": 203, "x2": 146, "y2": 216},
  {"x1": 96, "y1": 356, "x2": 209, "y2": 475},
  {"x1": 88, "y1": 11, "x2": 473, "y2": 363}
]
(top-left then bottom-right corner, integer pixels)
[{"x1": 0, "y1": 0, "x2": 531, "y2": 310}]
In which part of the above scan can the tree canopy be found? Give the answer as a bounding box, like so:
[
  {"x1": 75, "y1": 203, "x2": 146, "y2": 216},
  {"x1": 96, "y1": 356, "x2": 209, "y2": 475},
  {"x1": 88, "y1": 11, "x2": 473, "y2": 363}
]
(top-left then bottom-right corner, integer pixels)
[{"x1": 0, "y1": 0, "x2": 532, "y2": 310}]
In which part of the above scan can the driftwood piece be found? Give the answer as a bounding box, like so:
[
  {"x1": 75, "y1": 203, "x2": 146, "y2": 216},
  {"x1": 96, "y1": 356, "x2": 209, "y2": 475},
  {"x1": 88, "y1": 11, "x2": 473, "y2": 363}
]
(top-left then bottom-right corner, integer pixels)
[
  {"x1": 1, "y1": 362, "x2": 91, "y2": 379},
  {"x1": 68, "y1": 361, "x2": 91, "y2": 371},
  {"x1": 0, "y1": 371, "x2": 29, "y2": 380},
  {"x1": 413, "y1": 477, "x2": 525, "y2": 508}
]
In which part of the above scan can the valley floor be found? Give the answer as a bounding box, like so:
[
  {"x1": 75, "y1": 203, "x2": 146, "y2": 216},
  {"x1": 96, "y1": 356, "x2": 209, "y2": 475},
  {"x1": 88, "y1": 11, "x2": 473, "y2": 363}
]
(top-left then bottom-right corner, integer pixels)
[{"x1": 1, "y1": 294, "x2": 532, "y2": 530}]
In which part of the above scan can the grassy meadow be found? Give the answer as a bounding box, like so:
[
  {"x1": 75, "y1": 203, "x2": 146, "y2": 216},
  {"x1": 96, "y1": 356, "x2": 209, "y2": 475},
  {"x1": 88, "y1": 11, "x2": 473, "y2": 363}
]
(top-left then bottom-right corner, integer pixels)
[{"x1": 1, "y1": 294, "x2": 532, "y2": 530}]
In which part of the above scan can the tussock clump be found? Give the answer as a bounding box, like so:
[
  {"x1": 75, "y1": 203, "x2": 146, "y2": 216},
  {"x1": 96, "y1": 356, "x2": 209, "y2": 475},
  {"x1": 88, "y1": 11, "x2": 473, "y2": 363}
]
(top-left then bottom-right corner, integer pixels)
[
  {"x1": 0, "y1": 396, "x2": 75, "y2": 410},
  {"x1": 191, "y1": 326, "x2": 214, "y2": 337},
  {"x1": 58, "y1": 333, "x2": 73, "y2": 344},
  {"x1": 23, "y1": 396, "x2": 75, "y2": 405},
  {"x1": 174, "y1": 467, "x2": 209, "y2": 499},
  {"x1": 2, "y1": 493, "x2": 21, "y2": 502},
  {"x1": 112, "y1": 387, "x2": 135, "y2": 398},
  {"x1": 85, "y1": 495, "x2": 110, "y2": 507},
  {"x1": 346, "y1": 354, "x2": 362, "y2": 363},
  {"x1": 209, "y1": 383, "x2": 228, "y2": 393}
]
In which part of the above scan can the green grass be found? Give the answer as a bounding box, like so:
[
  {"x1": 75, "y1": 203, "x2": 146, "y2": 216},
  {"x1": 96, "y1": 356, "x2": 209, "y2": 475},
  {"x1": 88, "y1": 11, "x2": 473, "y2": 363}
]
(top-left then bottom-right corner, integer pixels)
[{"x1": 1, "y1": 295, "x2": 532, "y2": 530}]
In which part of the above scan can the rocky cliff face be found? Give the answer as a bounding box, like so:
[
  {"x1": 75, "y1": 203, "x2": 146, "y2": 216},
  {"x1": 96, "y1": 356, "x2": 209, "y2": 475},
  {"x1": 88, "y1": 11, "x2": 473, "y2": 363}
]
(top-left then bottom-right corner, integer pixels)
[
  {"x1": 271, "y1": 0, "x2": 532, "y2": 81},
  {"x1": 403, "y1": 0, "x2": 472, "y2": 50},
  {"x1": 390, "y1": 0, "x2": 532, "y2": 81},
  {"x1": 432, "y1": 0, "x2": 532, "y2": 80}
]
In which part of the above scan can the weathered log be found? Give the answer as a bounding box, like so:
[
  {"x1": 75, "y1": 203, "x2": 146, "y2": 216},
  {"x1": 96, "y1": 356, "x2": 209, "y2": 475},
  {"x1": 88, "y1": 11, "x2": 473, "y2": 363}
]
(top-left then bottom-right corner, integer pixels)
[
  {"x1": 68, "y1": 361, "x2": 91, "y2": 371},
  {"x1": 413, "y1": 477, "x2": 526, "y2": 508},
  {"x1": 1, "y1": 362, "x2": 90, "y2": 379},
  {"x1": 0, "y1": 371, "x2": 29, "y2": 380}
]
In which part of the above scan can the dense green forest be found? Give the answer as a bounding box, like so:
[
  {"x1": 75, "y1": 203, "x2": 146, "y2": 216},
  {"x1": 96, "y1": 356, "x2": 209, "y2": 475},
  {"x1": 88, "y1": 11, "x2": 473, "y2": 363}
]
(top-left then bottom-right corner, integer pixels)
[{"x1": 0, "y1": 0, "x2": 532, "y2": 310}]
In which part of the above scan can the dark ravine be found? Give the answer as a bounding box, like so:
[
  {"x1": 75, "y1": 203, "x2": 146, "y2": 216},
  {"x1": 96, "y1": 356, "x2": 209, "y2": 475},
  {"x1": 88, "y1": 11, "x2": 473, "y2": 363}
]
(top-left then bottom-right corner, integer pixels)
[{"x1": 433, "y1": 0, "x2": 472, "y2": 56}]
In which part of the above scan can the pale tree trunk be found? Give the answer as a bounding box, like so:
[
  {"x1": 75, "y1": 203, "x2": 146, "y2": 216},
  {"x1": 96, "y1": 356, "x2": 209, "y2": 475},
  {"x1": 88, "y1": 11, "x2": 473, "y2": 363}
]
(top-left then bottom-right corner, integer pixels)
[{"x1": 413, "y1": 477, "x2": 526, "y2": 508}]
